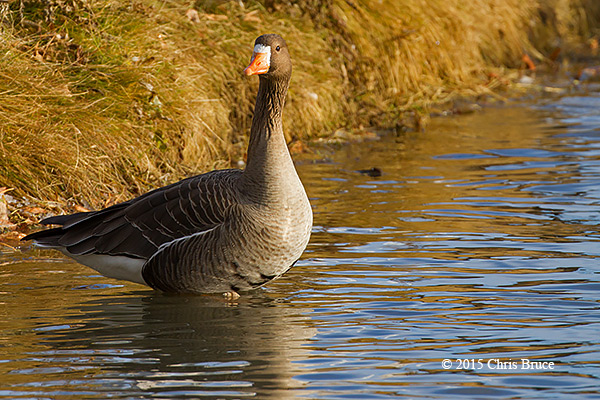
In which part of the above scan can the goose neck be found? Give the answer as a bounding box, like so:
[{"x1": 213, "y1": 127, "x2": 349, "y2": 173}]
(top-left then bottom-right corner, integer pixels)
[
  {"x1": 250, "y1": 76, "x2": 288, "y2": 136},
  {"x1": 245, "y1": 77, "x2": 290, "y2": 168}
]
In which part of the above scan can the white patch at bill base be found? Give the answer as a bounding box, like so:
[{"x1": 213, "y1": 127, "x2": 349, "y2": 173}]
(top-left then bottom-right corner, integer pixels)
[{"x1": 253, "y1": 44, "x2": 271, "y2": 66}]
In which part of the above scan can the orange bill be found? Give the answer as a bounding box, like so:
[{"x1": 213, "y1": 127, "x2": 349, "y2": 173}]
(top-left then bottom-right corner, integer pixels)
[{"x1": 244, "y1": 51, "x2": 270, "y2": 75}]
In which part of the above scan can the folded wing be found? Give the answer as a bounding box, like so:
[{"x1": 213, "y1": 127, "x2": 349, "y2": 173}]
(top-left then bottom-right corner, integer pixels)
[{"x1": 24, "y1": 169, "x2": 242, "y2": 260}]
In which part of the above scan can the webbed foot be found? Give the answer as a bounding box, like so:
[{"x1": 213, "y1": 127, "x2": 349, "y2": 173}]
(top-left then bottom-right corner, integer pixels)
[{"x1": 223, "y1": 291, "x2": 240, "y2": 300}]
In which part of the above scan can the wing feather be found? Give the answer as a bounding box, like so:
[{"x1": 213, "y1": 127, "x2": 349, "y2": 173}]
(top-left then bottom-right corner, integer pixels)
[{"x1": 23, "y1": 169, "x2": 242, "y2": 260}]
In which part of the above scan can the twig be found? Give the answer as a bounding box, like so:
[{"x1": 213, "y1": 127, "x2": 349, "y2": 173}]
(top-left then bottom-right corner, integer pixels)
[{"x1": 0, "y1": 242, "x2": 17, "y2": 251}]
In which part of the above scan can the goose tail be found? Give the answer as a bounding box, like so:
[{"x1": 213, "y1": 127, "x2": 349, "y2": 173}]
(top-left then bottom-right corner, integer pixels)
[{"x1": 22, "y1": 227, "x2": 65, "y2": 248}]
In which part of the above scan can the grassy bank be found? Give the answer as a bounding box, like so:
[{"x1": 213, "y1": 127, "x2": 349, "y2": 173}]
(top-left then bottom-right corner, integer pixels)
[{"x1": 1, "y1": 0, "x2": 599, "y2": 218}]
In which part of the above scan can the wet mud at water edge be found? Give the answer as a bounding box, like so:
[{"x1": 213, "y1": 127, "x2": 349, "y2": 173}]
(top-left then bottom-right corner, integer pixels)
[{"x1": 2, "y1": 88, "x2": 600, "y2": 398}]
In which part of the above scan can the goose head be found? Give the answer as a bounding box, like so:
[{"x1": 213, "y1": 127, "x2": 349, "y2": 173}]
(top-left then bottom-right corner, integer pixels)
[{"x1": 243, "y1": 34, "x2": 291, "y2": 80}]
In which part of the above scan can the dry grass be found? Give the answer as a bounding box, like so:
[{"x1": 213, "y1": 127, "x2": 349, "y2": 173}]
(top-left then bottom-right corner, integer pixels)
[
  {"x1": 295, "y1": 0, "x2": 600, "y2": 125},
  {"x1": 0, "y1": 0, "x2": 599, "y2": 211},
  {"x1": 0, "y1": 0, "x2": 341, "y2": 208}
]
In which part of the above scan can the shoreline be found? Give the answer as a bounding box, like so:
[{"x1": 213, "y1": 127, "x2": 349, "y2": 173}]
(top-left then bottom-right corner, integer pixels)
[
  {"x1": 1, "y1": 71, "x2": 596, "y2": 246},
  {"x1": 1, "y1": 1, "x2": 600, "y2": 243}
]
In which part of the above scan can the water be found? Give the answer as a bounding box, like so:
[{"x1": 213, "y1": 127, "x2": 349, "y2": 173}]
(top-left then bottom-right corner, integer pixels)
[{"x1": 2, "y1": 88, "x2": 600, "y2": 399}]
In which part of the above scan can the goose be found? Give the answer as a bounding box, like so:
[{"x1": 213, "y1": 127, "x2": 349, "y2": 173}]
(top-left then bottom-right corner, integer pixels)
[{"x1": 22, "y1": 33, "x2": 313, "y2": 297}]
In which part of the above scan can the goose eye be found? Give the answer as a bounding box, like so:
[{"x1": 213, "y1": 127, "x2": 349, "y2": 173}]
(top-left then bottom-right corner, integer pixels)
[{"x1": 276, "y1": 45, "x2": 281, "y2": 52}]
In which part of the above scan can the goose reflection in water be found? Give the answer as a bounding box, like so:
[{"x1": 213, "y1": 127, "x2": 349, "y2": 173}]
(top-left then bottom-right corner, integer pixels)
[{"x1": 28, "y1": 292, "x2": 316, "y2": 399}]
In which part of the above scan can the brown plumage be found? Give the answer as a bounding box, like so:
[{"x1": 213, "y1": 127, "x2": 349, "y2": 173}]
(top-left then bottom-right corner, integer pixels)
[{"x1": 22, "y1": 34, "x2": 313, "y2": 296}]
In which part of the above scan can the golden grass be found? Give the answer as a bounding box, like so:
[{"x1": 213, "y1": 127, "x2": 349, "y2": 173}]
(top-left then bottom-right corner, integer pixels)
[
  {"x1": 304, "y1": 0, "x2": 600, "y2": 124},
  {"x1": 0, "y1": 0, "x2": 342, "y2": 208},
  {"x1": 0, "y1": 0, "x2": 599, "y2": 210}
]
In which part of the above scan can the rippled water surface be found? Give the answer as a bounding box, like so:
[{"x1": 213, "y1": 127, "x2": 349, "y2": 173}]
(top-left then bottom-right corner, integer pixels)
[{"x1": 2, "y1": 89, "x2": 600, "y2": 399}]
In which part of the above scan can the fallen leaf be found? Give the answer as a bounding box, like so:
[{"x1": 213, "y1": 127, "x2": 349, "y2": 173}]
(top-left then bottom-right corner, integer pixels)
[
  {"x1": 74, "y1": 205, "x2": 91, "y2": 212},
  {"x1": 22, "y1": 206, "x2": 46, "y2": 215},
  {"x1": 0, "y1": 193, "x2": 14, "y2": 229},
  {"x1": 549, "y1": 47, "x2": 561, "y2": 62},
  {"x1": 186, "y1": 8, "x2": 200, "y2": 23},
  {"x1": 289, "y1": 140, "x2": 309, "y2": 155},
  {"x1": 522, "y1": 54, "x2": 536, "y2": 70},
  {"x1": 204, "y1": 13, "x2": 228, "y2": 21},
  {"x1": 33, "y1": 51, "x2": 44, "y2": 62},
  {"x1": 0, "y1": 231, "x2": 26, "y2": 242},
  {"x1": 243, "y1": 10, "x2": 261, "y2": 23}
]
